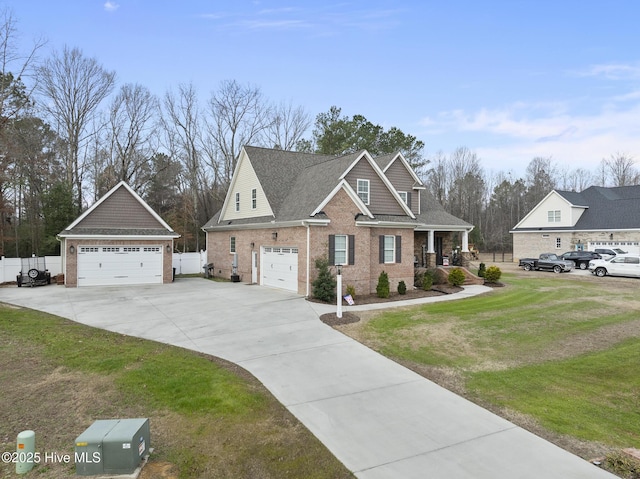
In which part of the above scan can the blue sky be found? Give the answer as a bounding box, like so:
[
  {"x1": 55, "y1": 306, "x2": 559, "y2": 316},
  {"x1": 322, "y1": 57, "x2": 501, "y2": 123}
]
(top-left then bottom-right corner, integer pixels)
[{"x1": 4, "y1": 0, "x2": 640, "y2": 175}]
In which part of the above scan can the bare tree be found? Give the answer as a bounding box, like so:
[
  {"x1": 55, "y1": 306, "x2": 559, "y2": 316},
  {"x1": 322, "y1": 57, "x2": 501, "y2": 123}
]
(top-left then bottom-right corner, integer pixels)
[
  {"x1": 426, "y1": 150, "x2": 449, "y2": 206},
  {"x1": 105, "y1": 83, "x2": 159, "y2": 191},
  {"x1": 160, "y1": 83, "x2": 209, "y2": 250},
  {"x1": 602, "y1": 152, "x2": 638, "y2": 187},
  {"x1": 0, "y1": 7, "x2": 44, "y2": 129},
  {"x1": 559, "y1": 167, "x2": 593, "y2": 192},
  {"x1": 205, "y1": 79, "x2": 270, "y2": 187},
  {"x1": 35, "y1": 45, "x2": 116, "y2": 211},
  {"x1": 263, "y1": 100, "x2": 310, "y2": 150},
  {"x1": 525, "y1": 156, "x2": 558, "y2": 210}
]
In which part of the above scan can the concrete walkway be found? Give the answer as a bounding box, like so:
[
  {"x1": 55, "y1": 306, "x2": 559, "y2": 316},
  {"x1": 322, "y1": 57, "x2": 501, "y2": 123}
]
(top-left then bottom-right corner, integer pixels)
[{"x1": 0, "y1": 280, "x2": 615, "y2": 479}]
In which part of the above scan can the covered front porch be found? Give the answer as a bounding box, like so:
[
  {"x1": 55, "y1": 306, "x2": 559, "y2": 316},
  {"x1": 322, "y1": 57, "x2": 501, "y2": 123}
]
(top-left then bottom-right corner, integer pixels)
[{"x1": 414, "y1": 227, "x2": 473, "y2": 268}]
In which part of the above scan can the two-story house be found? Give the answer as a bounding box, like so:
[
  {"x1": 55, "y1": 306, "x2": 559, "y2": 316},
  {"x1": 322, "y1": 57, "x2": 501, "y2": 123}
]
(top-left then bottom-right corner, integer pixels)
[
  {"x1": 202, "y1": 146, "x2": 473, "y2": 296},
  {"x1": 511, "y1": 185, "x2": 640, "y2": 259}
]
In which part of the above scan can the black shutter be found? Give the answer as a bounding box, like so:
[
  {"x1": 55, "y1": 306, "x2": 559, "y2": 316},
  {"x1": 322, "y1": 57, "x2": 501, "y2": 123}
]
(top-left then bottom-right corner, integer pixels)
[
  {"x1": 396, "y1": 235, "x2": 402, "y2": 263},
  {"x1": 328, "y1": 235, "x2": 335, "y2": 265},
  {"x1": 348, "y1": 235, "x2": 355, "y2": 265},
  {"x1": 379, "y1": 235, "x2": 384, "y2": 264},
  {"x1": 407, "y1": 192, "x2": 412, "y2": 210}
]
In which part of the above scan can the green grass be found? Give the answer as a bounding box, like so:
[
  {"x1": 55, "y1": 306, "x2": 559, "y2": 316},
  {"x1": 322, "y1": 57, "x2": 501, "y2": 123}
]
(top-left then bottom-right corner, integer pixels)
[
  {"x1": 468, "y1": 339, "x2": 640, "y2": 446},
  {"x1": 0, "y1": 304, "x2": 353, "y2": 479},
  {"x1": 0, "y1": 307, "x2": 265, "y2": 417},
  {"x1": 361, "y1": 272, "x2": 640, "y2": 450}
]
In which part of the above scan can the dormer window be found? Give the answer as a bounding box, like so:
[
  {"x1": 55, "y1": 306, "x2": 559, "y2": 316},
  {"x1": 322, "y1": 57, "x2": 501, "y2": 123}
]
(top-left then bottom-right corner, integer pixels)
[
  {"x1": 357, "y1": 179, "x2": 370, "y2": 205},
  {"x1": 398, "y1": 191, "x2": 408, "y2": 205},
  {"x1": 547, "y1": 210, "x2": 560, "y2": 222}
]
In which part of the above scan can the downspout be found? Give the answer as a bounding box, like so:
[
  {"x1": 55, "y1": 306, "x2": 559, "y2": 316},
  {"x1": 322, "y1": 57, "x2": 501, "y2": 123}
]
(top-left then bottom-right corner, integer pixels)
[{"x1": 306, "y1": 223, "x2": 310, "y2": 297}]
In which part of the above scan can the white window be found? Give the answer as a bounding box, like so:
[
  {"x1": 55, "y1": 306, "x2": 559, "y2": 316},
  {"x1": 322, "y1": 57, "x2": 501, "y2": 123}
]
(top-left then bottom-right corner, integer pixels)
[
  {"x1": 384, "y1": 235, "x2": 395, "y2": 263},
  {"x1": 357, "y1": 179, "x2": 370, "y2": 205},
  {"x1": 251, "y1": 188, "x2": 257, "y2": 209},
  {"x1": 556, "y1": 237, "x2": 561, "y2": 249},
  {"x1": 334, "y1": 235, "x2": 348, "y2": 265},
  {"x1": 230, "y1": 236, "x2": 236, "y2": 253},
  {"x1": 398, "y1": 191, "x2": 408, "y2": 205},
  {"x1": 235, "y1": 192, "x2": 240, "y2": 212},
  {"x1": 548, "y1": 210, "x2": 561, "y2": 222}
]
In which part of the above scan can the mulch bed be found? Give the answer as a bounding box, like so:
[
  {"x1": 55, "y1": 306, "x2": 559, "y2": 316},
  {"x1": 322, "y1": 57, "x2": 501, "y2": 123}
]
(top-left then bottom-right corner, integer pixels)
[{"x1": 316, "y1": 284, "x2": 465, "y2": 326}]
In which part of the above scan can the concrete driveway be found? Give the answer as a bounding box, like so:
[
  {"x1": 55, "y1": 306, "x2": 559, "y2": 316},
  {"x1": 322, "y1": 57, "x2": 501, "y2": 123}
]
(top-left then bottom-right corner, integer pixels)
[{"x1": 0, "y1": 279, "x2": 615, "y2": 479}]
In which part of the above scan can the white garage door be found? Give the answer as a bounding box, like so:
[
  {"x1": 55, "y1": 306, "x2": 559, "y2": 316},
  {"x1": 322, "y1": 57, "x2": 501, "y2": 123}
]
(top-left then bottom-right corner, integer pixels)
[
  {"x1": 77, "y1": 246, "x2": 163, "y2": 286},
  {"x1": 261, "y1": 246, "x2": 298, "y2": 292}
]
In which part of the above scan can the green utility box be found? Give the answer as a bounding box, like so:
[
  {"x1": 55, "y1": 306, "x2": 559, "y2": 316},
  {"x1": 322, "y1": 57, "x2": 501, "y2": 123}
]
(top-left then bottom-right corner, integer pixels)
[{"x1": 75, "y1": 418, "x2": 150, "y2": 476}]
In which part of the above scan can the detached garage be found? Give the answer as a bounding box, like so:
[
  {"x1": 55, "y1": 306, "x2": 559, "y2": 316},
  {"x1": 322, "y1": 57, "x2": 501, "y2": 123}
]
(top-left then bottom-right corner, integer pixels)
[{"x1": 58, "y1": 181, "x2": 180, "y2": 287}]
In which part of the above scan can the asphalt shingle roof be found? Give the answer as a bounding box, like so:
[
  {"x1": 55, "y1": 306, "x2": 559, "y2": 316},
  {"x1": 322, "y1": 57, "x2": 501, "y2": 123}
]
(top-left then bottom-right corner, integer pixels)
[
  {"x1": 536, "y1": 185, "x2": 640, "y2": 230},
  {"x1": 204, "y1": 146, "x2": 471, "y2": 230}
]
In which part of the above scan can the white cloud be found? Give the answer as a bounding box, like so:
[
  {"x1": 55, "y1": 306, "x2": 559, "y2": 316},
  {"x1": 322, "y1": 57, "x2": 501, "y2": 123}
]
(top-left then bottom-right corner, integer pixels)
[
  {"x1": 104, "y1": 1, "x2": 119, "y2": 13},
  {"x1": 573, "y1": 63, "x2": 640, "y2": 80},
  {"x1": 419, "y1": 98, "x2": 640, "y2": 174}
]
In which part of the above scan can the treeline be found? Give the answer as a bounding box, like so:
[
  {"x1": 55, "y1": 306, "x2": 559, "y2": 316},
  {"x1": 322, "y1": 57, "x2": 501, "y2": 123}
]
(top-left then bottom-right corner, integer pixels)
[{"x1": 1, "y1": 9, "x2": 638, "y2": 257}]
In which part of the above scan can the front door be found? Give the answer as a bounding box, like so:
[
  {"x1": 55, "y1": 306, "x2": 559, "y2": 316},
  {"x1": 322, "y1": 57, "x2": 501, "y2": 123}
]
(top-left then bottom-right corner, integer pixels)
[
  {"x1": 251, "y1": 251, "x2": 258, "y2": 284},
  {"x1": 435, "y1": 236, "x2": 443, "y2": 265}
]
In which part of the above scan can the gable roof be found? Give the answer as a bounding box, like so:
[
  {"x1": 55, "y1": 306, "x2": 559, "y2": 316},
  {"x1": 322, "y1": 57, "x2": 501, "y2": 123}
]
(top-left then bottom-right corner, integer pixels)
[
  {"x1": 513, "y1": 185, "x2": 640, "y2": 231},
  {"x1": 565, "y1": 185, "x2": 640, "y2": 230},
  {"x1": 59, "y1": 181, "x2": 179, "y2": 237},
  {"x1": 204, "y1": 147, "x2": 419, "y2": 229}
]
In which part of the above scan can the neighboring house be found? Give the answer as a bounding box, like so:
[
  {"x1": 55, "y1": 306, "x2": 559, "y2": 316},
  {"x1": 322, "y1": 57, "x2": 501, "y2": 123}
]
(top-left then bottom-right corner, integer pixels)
[
  {"x1": 511, "y1": 185, "x2": 640, "y2": 260},
  {"x1": 58, "y1": 181, "x2": 180, "y2": 287},
  {"x1": 202, "y1": 146, "x2": 473, "y2": 296}
]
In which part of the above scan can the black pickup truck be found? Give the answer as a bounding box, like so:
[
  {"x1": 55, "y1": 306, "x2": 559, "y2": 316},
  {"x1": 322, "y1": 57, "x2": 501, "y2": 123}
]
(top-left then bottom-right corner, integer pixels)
[{"x1": 518, "y1": 253, "x2": 574, "y2": 273}]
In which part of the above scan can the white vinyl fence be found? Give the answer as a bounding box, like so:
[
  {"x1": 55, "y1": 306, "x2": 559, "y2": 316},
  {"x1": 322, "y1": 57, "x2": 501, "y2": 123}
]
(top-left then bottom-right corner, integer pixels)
[
  {"x1": 0, "y1": 256, "x2": 62, "y2": 284},
  {"x1": 172, "y1": 250, "x2": 208, "y2": 275},
  {"x1": 0, "y1": 251, "x2": 207, "y2": 284}
]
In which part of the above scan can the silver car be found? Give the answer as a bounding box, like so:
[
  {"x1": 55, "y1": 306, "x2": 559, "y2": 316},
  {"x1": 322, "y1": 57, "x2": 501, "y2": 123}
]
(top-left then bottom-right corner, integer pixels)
[{"x1": 589, "y1": 254, "x2": 640, "y2": 278}]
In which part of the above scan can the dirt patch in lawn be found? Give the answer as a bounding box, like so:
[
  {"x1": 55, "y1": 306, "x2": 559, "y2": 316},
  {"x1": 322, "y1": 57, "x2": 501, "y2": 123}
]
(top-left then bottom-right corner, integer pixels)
[{"x1": 0, "y1": 318, "x2": 352, "y2": 479}]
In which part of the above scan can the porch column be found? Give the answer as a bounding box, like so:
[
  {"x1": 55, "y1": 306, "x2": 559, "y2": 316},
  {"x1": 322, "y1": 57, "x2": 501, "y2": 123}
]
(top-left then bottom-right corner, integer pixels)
[
  {"x1": 461, "y1": 230, "x2": 469, "y2": 252},
  {"x1": 427, "y1": 230, "x2": 435, "y2": 253}
]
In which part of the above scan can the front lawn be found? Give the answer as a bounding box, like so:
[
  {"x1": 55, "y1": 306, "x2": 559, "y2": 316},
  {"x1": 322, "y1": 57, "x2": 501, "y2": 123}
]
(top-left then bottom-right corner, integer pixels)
[
  {"x1": 337, "y1": 272, "x2": 640, "y2": 464},
  {"x1": 0, "y1": 304, "x2": 353, "y2": 479}
]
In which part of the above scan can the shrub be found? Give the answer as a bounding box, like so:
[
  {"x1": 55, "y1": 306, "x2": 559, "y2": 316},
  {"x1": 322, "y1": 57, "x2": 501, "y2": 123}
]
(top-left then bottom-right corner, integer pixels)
[
  {"x1": 484, "y1": 265, "x2": 502, "y2": 283},
  {"x1": 477, "y1": 263, "x2": 486, "y2": 278},
  {"x1": 345, "y1": 284, "x2": 356, "y2": 299},
  {"x1": 414, "y1": 268, "x2": 425, "y2": 288},
  {"x1": 376, "y1": 271, "x2": 390, "y2": 298},
  {"x1": 398, "y1": 280, "x2": 407, "y2": 295},
  {"x1": 422, "y1": 269, "x2": 434, "y2": 290},
  {"x1": 448, "y1": 267, "x2": 466, "y2": 287},
  {"x1": 312, "y1": 257, "x2": 336, "y2": 302}
]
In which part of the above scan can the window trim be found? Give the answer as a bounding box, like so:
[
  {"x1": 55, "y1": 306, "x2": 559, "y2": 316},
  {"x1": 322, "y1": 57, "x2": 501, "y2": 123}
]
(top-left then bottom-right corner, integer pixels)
[
  {"x1": 548, "y1": 210, "x2": 561, "y2": 222},
  {"x1": 357, "y1": 179, "x2": 370, "y2": 205},
  {"x1": 383, "y1": 235, "x2": 395, "y2": 263},
  {"x1": 235, "y1": 192, "x2": 240, "y2": 212},
  {"x1": 334, "y1": 234, "x2": 348, "y2": 265},
  {"x1": 398, "y1": 191, "x2": 408, "y2": 205},
  {"x1": 230, "y1": 236, "x2": 236, "y2": 253},
  {"x1": 329, "y1": 234, "x2": 355, "y2": 266},
  {"x1": 251, "y1": 188, "x2": 257, "y2": 209}
]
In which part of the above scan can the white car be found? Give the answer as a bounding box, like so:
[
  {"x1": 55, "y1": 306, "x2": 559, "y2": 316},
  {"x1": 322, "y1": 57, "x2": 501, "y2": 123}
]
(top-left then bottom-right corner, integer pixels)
[
  {"x1": 593, "y1": 248, "x2": 627, "y2": 260},
  {"x1": 589, "y1": 254, "x2": 640, "y2": 278}
]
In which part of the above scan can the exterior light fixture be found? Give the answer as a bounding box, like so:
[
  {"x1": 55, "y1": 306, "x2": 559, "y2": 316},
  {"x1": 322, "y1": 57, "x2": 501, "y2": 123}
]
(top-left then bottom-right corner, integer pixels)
[
  {"x1": 69, "y1": 245, "x2": 76, "y2": 254},
  {"x1": 272, "y1": 232, "x2": 278, "y2": 240}
]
